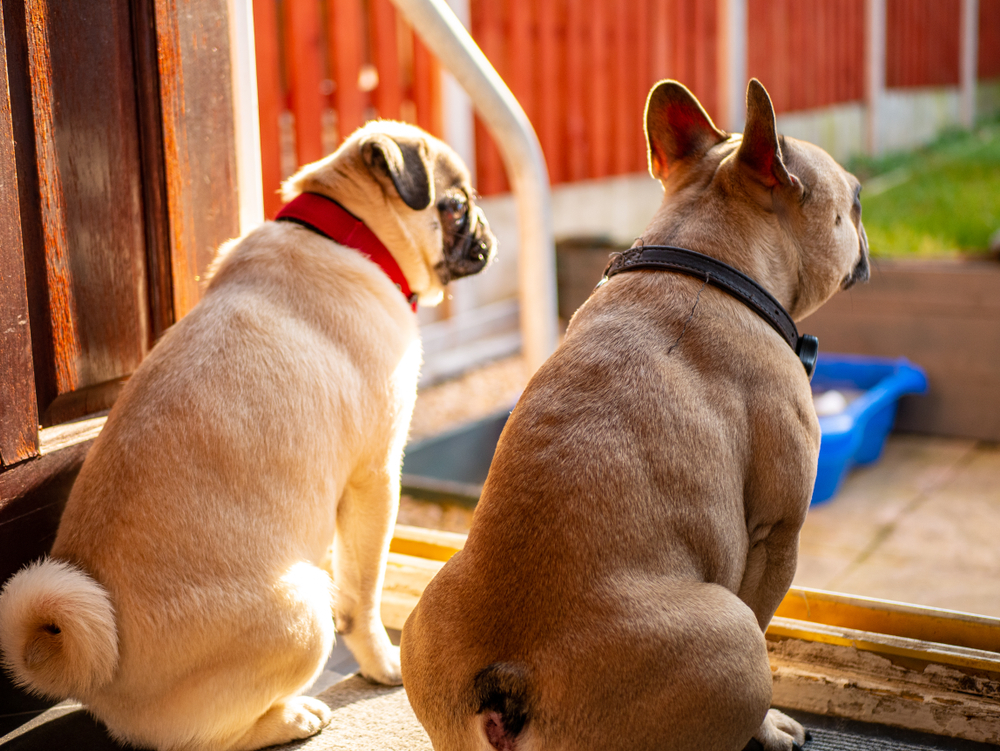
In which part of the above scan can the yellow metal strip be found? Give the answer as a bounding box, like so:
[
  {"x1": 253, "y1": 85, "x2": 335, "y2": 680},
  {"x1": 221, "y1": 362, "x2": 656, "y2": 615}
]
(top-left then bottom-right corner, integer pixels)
[{"x1": 776, "y1": 587, "x2": 1000, "y2": 653}]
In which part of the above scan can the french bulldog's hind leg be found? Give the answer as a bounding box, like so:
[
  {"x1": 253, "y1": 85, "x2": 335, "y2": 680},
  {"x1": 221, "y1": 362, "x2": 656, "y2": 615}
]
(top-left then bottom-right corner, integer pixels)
[
  {"x1": 333, "y1": 469, "x2": 402, "y2": 685},
  {"x1": 228, "y1": 696, "x2": 333, "y2": 751},
  {"x1": 744, "y1": 708, "x2": 808, "y2": 751}
]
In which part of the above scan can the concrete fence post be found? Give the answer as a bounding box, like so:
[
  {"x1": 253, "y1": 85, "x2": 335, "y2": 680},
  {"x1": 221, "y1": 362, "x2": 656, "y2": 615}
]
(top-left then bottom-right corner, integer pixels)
[
  {"x1": 865, "y1": 0, "x2": 886, "y2": 156},
  {"x1": 717, "y1": 0, "x2": 748, "y2": 132}
]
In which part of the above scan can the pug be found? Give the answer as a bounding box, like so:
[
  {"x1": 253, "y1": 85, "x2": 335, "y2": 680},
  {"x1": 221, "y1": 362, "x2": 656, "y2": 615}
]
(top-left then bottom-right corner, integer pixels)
[
  {"x1": 0, "y1": 120, "x2": 495, "y2": 751},
  {"x1": 401, "y1": 80, "x2": 868, "y2": 751}
]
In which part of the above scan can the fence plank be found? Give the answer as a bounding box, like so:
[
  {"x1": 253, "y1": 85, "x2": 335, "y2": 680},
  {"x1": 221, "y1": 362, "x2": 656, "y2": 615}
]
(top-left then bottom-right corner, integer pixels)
[
  {"x1": 632, "y1": 0, "x2": 650, "y2": 173},
  {"x1": 0, "y1": 2, "x2": 39, "y2": 467},
  {"x1": 253, "y1": 0, "x2": 283, "y2": 218},
  {"x1": 588, "y1": 0, "x2": 610, "y2": 178},
  {"x1": 330, "y1": 0, "x2": 366, "y2": 141},
  {"x1": 412, "y1": 35, "x2": 443, "y2": 138},
  {"x1": 538, "y1": 0, "x2": 561, "y2": 183},
  {"x1": 471, "y1": 0, "x2": 507, "y2": 194},
  {"x1": 612, "y1": 0, "x2": 629, "y2": 175},
  {"x1": 508, "y1": 0, "x2": 534, "y2": 127},
  {"x1": 370, "y1": 0, "x2": 402, "y2": 120},
  {"x1": 565, "y1": 0, "x2": 588, "y2": 182},
  {"x1": 286, "y1": 0, "x2": 324, "y2": 164}
]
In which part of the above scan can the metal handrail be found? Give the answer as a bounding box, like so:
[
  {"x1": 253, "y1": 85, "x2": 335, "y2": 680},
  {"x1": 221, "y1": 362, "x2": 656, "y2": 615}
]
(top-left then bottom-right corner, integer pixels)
[{"x1": 388, "y1": 0, "x2": 559, "y2": 373}]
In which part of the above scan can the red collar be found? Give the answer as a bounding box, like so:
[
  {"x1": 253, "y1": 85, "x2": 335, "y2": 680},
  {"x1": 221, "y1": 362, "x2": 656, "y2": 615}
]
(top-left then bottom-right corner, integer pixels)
[{"x1": 275, "y1": 192, "x2": 418, "y2": 312}]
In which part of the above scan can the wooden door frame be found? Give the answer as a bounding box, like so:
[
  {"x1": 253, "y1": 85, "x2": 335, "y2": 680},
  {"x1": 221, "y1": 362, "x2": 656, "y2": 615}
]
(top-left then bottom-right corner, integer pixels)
[{"x1": 0, "y1": 0, "x2": 240, "y2": 730}]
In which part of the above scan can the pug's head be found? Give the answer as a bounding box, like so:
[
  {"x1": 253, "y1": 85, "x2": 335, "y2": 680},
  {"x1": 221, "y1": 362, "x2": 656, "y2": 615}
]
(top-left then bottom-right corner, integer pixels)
[{"x1": 282, "y1": 120, "x2": 496, "y2": 305}]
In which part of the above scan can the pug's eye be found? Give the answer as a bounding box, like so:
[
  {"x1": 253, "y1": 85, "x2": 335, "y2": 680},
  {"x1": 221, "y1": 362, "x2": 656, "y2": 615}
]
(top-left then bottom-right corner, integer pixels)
[{"x1": 438, "y1": 193, "x2": 468, "y2": 229}]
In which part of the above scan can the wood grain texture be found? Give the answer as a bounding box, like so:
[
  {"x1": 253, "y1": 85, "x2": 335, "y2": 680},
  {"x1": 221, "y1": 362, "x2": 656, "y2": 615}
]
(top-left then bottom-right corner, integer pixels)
[
  {"x1": 800, "y1": 259, "x2": 1000, "y2": 441},
  {"x1": 131, "y1": 0, "x2": 174, "y2": 342},
  {"x1": 769, "y1": 634, "x2": 1000, "y2": 745},
  {"x1": 329, "y1": 0, "x2": 366, "y2": 141},
  {"x1": 2, "y1": 0, "x2": 53, "y2": 417},
  {"x1": 252, "y1": 0, "x2": 283, "y2": 219},
  {"x1": 886, "y1": 0, "x2": 962, "y2": 88},
  {"x1": 25, "y1": 0, "x2": 151, "y2": 396},
  {"x1": 23, "y1": 0, "x2": 78, "y2": 395},
  {"x1": 0, "y1": 0, "x2": 39, "y2": 468},
  {"x1": 154, "y1": 0, "x2": 240, "y2": 319},
  {"x1": 369, "y1": 0, "x2": 403, "y2": 121},
  {"x1": 286, "y1": 0, "x2": 324, "y2": 164},
  {"x1": 411, "y1": 34, "x2": 442, "y2": 139}
]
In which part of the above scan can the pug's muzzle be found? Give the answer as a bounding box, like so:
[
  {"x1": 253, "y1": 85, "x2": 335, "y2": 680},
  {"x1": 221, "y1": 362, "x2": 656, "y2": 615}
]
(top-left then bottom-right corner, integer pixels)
[{"x1": 436, "y1": 206, "x2": 496, "y2": 284}]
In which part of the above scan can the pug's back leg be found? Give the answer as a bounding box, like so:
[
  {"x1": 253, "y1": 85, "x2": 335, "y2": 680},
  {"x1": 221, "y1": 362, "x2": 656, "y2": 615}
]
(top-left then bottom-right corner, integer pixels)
[{"x1": 332, "y1": 464, "x2": 402, "y2": 685}]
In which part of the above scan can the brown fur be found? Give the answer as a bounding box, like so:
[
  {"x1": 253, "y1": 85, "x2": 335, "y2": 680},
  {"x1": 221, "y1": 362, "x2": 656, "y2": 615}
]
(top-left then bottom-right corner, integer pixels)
[
  {"x1": 0, "y1": 121, "x2": 494, "y2": 751},
  {"x1": 401, "y1": 80, "x2": 868, "y2": 751}
]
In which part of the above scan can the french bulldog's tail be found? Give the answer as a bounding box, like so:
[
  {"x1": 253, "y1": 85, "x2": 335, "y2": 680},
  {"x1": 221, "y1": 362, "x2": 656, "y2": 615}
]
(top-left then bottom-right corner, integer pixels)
[
  {"x1": 473, "y1": 662, "x2": 532, "y2": 751},
  {"x1": 0, "y1": 558, "x2": 118, "y2": 699}
]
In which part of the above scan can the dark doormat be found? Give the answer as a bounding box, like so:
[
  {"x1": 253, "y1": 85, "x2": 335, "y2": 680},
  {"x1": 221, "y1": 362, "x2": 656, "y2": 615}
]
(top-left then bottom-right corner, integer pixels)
[
  {"x1": 782, "y1": 709, "x2": 997, "y2": 751},
  {"x1": 3, "y1": 704, "x2": 995, "y2": 750}
]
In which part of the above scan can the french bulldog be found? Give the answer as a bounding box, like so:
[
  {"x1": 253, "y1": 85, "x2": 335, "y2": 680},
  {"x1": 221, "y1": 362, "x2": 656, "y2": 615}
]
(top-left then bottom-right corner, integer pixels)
[
  {"x1": 0, "y1": 120, "x2": 495, "y2": 751},
  {"x1": 401, "y1": 80, "x2": 868, "y2": 751}
]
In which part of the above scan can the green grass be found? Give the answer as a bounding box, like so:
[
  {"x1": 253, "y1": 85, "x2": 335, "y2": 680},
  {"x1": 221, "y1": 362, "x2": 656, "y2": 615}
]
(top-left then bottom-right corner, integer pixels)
[{"x1": 847, "y1": 119, "x2": 1000, "y2": 257}]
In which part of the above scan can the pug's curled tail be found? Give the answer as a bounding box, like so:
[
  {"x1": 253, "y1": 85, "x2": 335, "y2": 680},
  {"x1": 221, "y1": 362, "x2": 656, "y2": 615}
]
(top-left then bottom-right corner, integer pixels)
[
  {"x1": 0, "y1": 558, "x2": 118, "y2": 699},
  {"x1": 474, "y1": 663, "x2": 532, "y2": 751}
]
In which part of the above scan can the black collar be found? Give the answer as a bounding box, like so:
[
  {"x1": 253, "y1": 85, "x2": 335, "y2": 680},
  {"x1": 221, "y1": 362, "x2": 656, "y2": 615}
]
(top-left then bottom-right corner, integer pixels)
[{"x1": 600, "y1": 245, "x2": 818, "y2": 379}]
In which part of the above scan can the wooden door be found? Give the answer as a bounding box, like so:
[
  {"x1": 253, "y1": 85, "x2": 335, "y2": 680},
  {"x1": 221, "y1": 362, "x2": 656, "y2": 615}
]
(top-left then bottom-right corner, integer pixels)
[{"x1": 0, "y1": 0, "x2": 239, "y2": 729}]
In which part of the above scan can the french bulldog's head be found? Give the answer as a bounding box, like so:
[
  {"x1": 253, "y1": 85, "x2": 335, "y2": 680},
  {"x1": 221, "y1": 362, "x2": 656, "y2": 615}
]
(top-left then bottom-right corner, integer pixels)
[
  {"x1": 283, "y1": 120, "x2": 496, "y2": 306},
  {"x1": 642, "y1": 79, "x2": 868, "y2": 320}
]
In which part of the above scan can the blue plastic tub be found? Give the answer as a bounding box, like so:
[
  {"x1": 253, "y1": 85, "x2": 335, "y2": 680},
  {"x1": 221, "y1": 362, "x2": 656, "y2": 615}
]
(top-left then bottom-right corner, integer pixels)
[{"x1": 811, "y1": 353, "x2": 928, "y2": 504}]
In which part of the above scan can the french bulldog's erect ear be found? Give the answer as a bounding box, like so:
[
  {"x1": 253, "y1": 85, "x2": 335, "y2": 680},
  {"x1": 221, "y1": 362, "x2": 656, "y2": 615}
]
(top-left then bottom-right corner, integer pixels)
[
  {"x1": 361, "y1": 133, "x2": 433, "y2": 211},
  {"x1": 645, "y1": 80, "x2": 728, "y2": 180},
  {"x1": 735, "y1": 79, "x2": 794, "y2": 189}
]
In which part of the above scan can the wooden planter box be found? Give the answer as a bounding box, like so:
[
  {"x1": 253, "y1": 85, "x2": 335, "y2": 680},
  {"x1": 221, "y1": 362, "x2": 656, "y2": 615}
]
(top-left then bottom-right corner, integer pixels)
[{"x1": 800, "y1": 258, "x2": 1000, "y2": 441}]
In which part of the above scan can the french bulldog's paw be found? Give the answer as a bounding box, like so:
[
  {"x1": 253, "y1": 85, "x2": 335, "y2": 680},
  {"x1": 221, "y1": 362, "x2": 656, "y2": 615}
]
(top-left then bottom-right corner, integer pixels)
[
  {"x1": 358, "y1": 643, "x2": 403, "y2": 686},
  {"x1": 750, "y1": 709, "x2": 808, "y2": 750}
]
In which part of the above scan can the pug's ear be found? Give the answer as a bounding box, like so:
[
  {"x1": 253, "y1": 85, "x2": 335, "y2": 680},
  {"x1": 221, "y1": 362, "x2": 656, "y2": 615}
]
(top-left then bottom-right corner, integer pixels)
[
  {"x1": 360, "y1": 133, "x2": 433, "y2": 211},
  {"x1": 736, "y1": 79, "x2": 795, "y2": 190},
  {"x1": 645, "y1": 80, "x2": 728, "y2": 180}
]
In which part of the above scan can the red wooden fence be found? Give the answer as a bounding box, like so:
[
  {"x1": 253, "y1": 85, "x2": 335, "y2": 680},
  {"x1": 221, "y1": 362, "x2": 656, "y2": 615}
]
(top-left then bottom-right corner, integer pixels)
[
  {"x1": 886, "y1": 0, "x2": 961, "y2": 88},
  {"x1": 747, "y1": 0, "x2": 865, "y2": 115},
  {"x1": 254, "y1": 0, "x2": 1000, "y2": 205},
  {"x1": 253, "y1": 0, "x2": 442, "y2": 218},
  {"x1": 471, "y1": 0, "x2": 719, "y2": 195}
]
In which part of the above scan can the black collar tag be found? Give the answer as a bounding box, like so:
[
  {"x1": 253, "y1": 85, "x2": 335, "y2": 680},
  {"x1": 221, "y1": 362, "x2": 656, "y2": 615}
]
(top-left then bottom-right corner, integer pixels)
[{"x1": 600, "y1": 245, "x2": 818, "y2": 379}]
